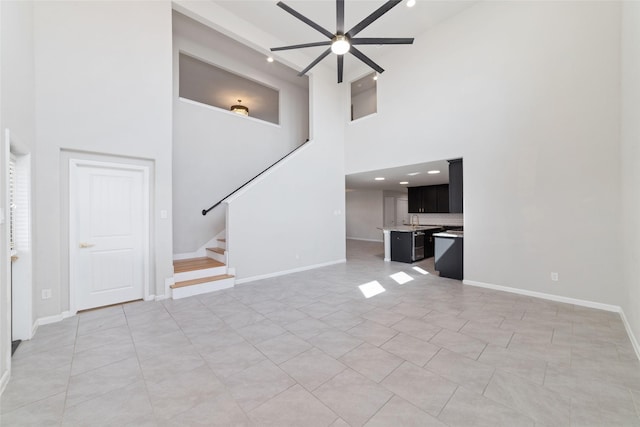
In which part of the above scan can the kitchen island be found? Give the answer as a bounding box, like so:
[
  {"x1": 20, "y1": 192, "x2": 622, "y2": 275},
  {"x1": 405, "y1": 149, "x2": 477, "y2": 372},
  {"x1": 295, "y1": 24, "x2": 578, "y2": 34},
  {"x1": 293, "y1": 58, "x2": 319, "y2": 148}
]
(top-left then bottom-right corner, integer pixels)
[
  {"x1": 379, "y1": 225, "x2": 443, "y2": 262},
  {"x1": 433, "y1": 230, "x2": 464, "y2": 279}
]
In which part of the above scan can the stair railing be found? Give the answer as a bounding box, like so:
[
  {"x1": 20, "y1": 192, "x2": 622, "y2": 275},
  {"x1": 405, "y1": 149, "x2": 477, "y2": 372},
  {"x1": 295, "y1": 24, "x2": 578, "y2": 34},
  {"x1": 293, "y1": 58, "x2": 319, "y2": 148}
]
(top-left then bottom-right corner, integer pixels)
[{"x1": 202, "y1": 139, "x2": 309, "y2": 216}]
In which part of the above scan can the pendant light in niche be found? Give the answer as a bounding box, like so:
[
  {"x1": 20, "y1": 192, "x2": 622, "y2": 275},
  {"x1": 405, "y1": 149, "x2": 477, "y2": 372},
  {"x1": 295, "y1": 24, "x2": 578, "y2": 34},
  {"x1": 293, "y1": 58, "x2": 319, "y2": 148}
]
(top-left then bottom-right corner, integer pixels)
[{"x1": 230, "y1": 99, "x2": 249, "y2": 116}]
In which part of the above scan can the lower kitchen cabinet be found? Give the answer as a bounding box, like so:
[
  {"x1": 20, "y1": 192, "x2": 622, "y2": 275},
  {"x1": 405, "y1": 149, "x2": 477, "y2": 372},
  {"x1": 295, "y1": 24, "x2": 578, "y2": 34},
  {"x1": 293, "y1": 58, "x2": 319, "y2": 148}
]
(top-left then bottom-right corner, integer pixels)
[
  {"x1": 424, "y1": 228, "x2": 443, "y2": 258},
  {"x1": 434, "y1": 235, "x2": 463, "y2": 280}
]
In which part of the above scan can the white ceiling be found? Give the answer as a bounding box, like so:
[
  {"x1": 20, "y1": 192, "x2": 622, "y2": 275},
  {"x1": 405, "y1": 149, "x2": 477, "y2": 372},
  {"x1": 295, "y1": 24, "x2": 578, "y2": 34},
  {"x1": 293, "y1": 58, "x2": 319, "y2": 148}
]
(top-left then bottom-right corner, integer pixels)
[
  {"x1": 173, "y1": 10, "x2": 308, "y2": 89},
  {"x1": 345, "y1": 159, "x2": 452, "y2": 192},
  {"x1": 213, "y1": 0, "x2": 476, "y2": 80},
  {"x1": 174, "y1": 10, "x2": 309, "y2": 122}
]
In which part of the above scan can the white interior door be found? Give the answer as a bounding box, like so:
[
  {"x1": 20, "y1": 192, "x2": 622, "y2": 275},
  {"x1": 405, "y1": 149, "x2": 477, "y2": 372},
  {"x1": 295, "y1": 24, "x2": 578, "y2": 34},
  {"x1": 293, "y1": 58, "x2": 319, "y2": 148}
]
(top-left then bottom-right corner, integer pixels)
[
  {"x1": 396, "y1": 199, "x2": 409, "y2": 226},
  {"x1": 384, "y1": 197, "x2": 395, "y2": 227},
  {"x1": 70, "y1": 160, "x2": 149, "y2": 311}
]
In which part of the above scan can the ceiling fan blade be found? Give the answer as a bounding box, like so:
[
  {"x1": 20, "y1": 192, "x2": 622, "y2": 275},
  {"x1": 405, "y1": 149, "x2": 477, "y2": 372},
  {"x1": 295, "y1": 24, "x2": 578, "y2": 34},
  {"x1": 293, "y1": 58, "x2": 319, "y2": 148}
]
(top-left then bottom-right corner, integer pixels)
[
  {"x1": 346, "y1": 0, "x2": 402, "y2": 38},
  {"x1": 351, "y1": 37, "x2": 414, "y2": 45},
  {"x1": 349, "y1": 46, "x2": 385, "y2": 74},
  {"x1": 337, "y1": 0, "x2": 345, "y2": 33},
  {"x1": 277, "y1": 2, "x2": 334, "y2": 39},
  {"x1": 338, "y1": 55, "x2": 344, "y2": 83},
  {"x1": 298, "y1": 48, "x2": 332, "y2": 76},
  {"x1": 271, "y1": 41, "x2": 331, "y2": 51}
]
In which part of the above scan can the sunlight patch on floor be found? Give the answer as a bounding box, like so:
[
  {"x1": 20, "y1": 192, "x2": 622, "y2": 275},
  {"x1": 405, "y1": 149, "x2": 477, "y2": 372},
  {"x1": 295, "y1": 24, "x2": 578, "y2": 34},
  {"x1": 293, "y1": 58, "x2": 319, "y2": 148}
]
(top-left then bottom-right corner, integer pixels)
[
  {"x1": 390, "y1": 271, "x2": 414, "y2": 285},
  {"x1": 412, "y1": 266, "x2": 429, "y2": 275},
  {"x1": 359, "y1": 280, "x2": 386, "y2": 298}
]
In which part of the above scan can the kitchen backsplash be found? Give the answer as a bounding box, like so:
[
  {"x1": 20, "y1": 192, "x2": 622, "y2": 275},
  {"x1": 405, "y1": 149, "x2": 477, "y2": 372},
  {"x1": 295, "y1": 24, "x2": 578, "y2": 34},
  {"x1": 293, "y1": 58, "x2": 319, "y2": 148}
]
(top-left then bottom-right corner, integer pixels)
[{"x1": 403, "y1": 213, "x2": 464, "y2": 227}]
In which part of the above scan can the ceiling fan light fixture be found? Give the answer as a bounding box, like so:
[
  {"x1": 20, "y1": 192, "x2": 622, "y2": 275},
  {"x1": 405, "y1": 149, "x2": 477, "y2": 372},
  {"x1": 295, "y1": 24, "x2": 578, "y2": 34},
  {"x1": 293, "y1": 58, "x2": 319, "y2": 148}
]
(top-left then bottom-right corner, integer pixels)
[
  {"x1": 331, "y1": 35, "x2": 350, "y2": 55},
  {"x1": 271, "y1": 0, "x2": 414, "y2": 82},
  {"x1": 230, "y1": 99, "x2": 249, "y2": 116}
]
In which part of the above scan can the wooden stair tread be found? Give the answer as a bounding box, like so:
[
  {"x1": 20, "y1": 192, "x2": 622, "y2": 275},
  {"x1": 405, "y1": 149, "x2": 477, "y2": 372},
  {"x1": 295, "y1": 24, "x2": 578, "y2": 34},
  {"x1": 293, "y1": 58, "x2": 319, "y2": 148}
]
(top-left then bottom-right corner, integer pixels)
[
  {"x1": 171, "y1": 274, "x2": 235, "y2": 289},
  {"x1": 206, "y1": 247, "x2": 225, "y2": 254},
  {"x1": 173, "y1": 257, "x2": 224, "y2": 273},
  {"x1": 217, "y1": 238, "x2": 226, "y2": 242}
]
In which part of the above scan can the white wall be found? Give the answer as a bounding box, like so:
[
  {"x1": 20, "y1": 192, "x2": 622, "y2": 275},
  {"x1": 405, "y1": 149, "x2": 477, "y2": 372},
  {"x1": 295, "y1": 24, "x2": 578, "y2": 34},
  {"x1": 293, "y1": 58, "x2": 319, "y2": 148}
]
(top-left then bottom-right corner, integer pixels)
[
  {"x1": 346, "y1": 1, "x2": 623, "y2": 305},
  {"x1": 175, "y1": 0, "x2": 346, "y2": 282},
  {"x1": 346, "y1": 190, "x2": 384, "y2": 241},
  {"x1": 33, "y1": 0, "x2": 174, "y2": 317},
  {"x1": 172, "y1": 11, "x2": 309, "y2": 253},
  {"x1": 352, "y1": 86, "x2": 377, "y2": 121},
  {"x1": 0, "y1": 0, "x2": 36, "y2": 393},
  {"x1": 621, "y1": 1, "x2": 640, "y2": 348},
  {"x1": 227, "y1": 70, "x2": 346, "y2": 281}
]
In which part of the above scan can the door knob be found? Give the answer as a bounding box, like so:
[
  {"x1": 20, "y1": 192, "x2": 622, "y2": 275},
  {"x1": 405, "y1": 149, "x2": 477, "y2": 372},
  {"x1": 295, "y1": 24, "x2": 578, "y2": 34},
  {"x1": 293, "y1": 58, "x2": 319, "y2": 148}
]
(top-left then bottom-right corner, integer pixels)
[{"x1": 79, "y1": 242, "x2": 95, "y2": 248}]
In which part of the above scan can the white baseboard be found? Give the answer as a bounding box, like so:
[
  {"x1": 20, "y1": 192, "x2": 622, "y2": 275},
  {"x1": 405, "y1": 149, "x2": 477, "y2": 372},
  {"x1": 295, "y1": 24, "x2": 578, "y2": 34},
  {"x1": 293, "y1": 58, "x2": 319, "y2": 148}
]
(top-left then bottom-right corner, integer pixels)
[
  {"x1": 174, "y1": 231, "x2": 226, "y2": 261},
  {"x1": 0, "y1": 368, "x2": 10, "y2": 396},
  {"x1": 619, "y1": 310, "x2": 640, "y2": 361},
  {"x1": 463, "y1": 279, "x2": 621, "y2": 312},
  {"x1": 347, "y1": 237, "x2": 384, "y2": 243},
  {"x1": 27, "y1": 311, "x2": 74, "y2": 340},
  {"x1": 235, "y1": 259, "x2": 347, "y2": 285},
  {"x1": 463, "y1": 279, "x2": 639, "y2": 361},
  {"x1": 31, "y1": 319, "x2": 39, "y2": 338},
  {"x1": 36, "y1": 311, "x2": 74, "y2": 327},
  {"x1": 173, "y1": 249, "x2": 205, "y2": 261}
]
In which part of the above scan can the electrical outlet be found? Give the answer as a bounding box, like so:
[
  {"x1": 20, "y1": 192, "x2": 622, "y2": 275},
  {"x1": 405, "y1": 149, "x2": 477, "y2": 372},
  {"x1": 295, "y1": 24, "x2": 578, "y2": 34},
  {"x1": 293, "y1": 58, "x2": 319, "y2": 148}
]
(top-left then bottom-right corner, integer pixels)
[
  {"x1": 551, "y1": 272, "x2": 559, "y2": 282},
  {"x1": 41, "y1": 289, "x2": 52, "y2": 299}
]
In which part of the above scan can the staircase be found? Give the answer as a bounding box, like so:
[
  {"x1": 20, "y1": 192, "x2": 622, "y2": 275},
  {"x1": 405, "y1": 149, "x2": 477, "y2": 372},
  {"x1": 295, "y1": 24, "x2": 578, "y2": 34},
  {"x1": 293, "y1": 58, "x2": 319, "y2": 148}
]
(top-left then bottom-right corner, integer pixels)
[{"x1": 171, "y1": 237, "x2": 234, "y2": 299}]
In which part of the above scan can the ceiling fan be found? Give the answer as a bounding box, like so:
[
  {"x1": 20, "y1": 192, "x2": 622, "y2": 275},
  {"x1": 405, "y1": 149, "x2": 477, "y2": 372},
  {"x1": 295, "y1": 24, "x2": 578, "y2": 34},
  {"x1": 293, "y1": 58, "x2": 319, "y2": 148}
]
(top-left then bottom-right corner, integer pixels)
[{"x1": 271, "y1": 0, "x2": 414, "y2": 83}]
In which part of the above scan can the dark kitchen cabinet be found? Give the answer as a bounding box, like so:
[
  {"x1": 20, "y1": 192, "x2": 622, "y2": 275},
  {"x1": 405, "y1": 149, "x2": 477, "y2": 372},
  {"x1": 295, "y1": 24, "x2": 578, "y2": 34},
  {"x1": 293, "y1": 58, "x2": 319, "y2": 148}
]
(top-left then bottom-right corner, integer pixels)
[
  {"x1": 391, "y1": 232, "x2": 413, "y2": 263},
  {"x1": 448, "y1": 158, "x2": 463, "y2": 213},
  {"x1": 424, "y1": 228, "x2": 444, "y2": 258},
  {"x1": 407, "y1": 187, "x2": 423, "y2": 214},
  {"x1": 435, "y1": 235, "x2": 463, "y2": 280},
  {"x1": 436, "y1": 184, "x2": 449, "y2": 213},
  {"x1": 408, "y1": 184, "x2": 449, "y2": 213}
]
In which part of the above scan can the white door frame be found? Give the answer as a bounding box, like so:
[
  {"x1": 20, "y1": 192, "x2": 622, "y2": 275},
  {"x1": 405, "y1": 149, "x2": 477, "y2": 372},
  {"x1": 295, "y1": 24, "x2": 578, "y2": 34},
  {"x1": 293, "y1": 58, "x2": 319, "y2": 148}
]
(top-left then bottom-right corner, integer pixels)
[{"x1": 69, "y1": 158, "x2": 150, "y2": 315}]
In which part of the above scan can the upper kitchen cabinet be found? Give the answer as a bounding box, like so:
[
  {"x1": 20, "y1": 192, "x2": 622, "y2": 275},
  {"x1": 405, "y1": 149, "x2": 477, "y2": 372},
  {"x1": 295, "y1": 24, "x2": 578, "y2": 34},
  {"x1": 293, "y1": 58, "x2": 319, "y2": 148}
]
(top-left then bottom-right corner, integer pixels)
[
  {"x1": 408, "y1": 187, "x2": 423, "y2": 213},
  {"x1": 448, "y1": 159, "x2": 463, "y2": 213},
  {"x1": 408, "y1": 184, "x2": 449, "y2": 213}
]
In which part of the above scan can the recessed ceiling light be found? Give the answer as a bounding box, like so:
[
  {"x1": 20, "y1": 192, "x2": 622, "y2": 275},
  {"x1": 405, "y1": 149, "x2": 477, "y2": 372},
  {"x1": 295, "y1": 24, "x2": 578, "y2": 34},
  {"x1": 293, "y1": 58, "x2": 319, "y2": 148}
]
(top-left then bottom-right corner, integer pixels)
[
  {"x1": 373, "y1": 73, "x2": 378, "y2": 81},
  {"x1": 427, "y1": 170, "x2": 440, "y2": 174},
  {"x1": 407, "y1": 0, "x2": 416, "y2": 7},
  {"x1": 399, "y1": 181, "x2": 409, "y2": 185},
  {"x1": 407, "y1": 172, "x2": 420, "y2": 176},
  {"x1": 266, "y1": 57, "x2": 274, "y2": 63},
  {"x1": 374, "y1": 177, "x2": 385, "y2": 181}
]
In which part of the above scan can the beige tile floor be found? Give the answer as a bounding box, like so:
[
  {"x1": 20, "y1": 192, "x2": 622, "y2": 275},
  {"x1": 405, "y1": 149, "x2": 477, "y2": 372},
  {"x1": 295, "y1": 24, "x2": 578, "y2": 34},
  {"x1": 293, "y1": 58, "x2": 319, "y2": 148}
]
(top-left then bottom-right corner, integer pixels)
[{"x1": 2, "y1": 240, "x2": 640, "y2": 426}]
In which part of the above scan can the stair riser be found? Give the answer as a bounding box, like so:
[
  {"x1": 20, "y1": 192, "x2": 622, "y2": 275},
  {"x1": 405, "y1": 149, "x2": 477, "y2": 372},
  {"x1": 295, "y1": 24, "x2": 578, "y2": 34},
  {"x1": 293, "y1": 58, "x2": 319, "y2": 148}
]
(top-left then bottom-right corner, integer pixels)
[
  {"x1": 217, "y1": 241, "x2": 227, "y2": 250},
  {"x1": 206, "y1": 250, "x2": 226, "y2": 264},
  {"x1": 174, "y1": 266, "x2": 227, "y2": 282},
  {"x1": 172, "y1": 277, "x2": 234, "y2": 299}
]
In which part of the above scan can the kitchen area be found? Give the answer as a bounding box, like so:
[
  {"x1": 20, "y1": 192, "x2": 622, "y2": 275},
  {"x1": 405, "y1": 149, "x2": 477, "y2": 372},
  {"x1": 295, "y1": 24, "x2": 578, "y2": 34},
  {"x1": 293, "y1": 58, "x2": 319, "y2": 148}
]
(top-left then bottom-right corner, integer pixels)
[{"x1": 345, "y1": 158, "x2": 464, "y2": 280}]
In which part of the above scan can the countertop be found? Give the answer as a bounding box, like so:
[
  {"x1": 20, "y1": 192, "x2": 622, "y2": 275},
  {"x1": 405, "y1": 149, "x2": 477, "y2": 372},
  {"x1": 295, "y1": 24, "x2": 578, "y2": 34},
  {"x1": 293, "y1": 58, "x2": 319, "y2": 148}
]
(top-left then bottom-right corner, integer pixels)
[
  {"x1": 433, "y1": 230, "x2": 464, "y2": 238},
  {"x1": 379, "y1": 225, "x2": 445, "y2": 232}
]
